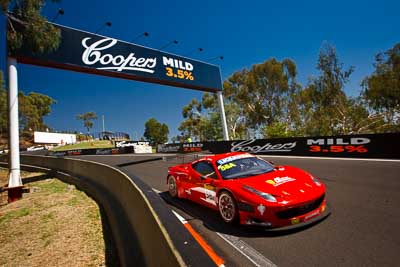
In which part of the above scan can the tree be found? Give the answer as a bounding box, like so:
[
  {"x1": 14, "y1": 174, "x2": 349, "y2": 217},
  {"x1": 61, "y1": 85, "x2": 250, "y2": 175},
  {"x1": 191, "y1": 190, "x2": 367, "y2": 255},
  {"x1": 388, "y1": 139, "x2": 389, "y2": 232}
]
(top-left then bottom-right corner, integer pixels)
[
  {"x1": 19, "y1": 92, "x2": 56, "y2": 131},
  {"x1": 144, "y1": 118, "x2": 169, "y2": 145},
  {"x1": 0, "y1": 73, "x2": 56, "y2": 133},
  {"x1": 76, "y1": 112, "x2": 97, "y2": 133},
  {"x1": 178, "y1": 99, "x2": 202, "y2": 140},
  {"x1": 300, "y1": 43, "x2": 355, "y2": 136},
  {"x1": 178, "y1": 58, "x2": 302, "y2": 140},
  {"x1": 222, "y1": 58, "x2": 302, "y2": 138},
  {"x1": 362, "y1": 43, "x2": 400, "y2": 131},
  {"x1": 1, "y1": 0, "x2": 61, "y2": 55}
]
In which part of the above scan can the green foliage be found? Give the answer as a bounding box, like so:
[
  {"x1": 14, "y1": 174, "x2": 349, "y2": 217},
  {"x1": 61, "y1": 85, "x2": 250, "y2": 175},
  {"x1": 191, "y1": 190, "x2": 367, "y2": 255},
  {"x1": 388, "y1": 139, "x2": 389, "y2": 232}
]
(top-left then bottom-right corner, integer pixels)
[
  {"x1": 0, "y1": 75, "x2": 56, "y2": 133},
  {"x1": 300, "y1": 43, "x2": 355, "y2": 136},
  {"x1": 178, "y1": 94, "x2": 224, "y2": 141},
  {"x1": 178, "y1": 99, "x2": 202, "y2": 140},
  {"x1": 2, "y1": 0, "x2": 61, "y2": 55},
  {"x1": 362, "y1": 43, "x2": 400, "y2": 130},
  {"x1": 263, "y1": 122, "x2": 294, "y2": 138},
  {"x1": 144, "y1": 118, "x2": 169, "y2": 145},
  {"x1": 76, "y1": 112, "x2": 97, "y2": 133},
  {"x1": 19, "y1": 91, "x2": 56, "y2": 131},
  {"x1": 179, "y1": 58, "x2": 302, "y2": 140}
]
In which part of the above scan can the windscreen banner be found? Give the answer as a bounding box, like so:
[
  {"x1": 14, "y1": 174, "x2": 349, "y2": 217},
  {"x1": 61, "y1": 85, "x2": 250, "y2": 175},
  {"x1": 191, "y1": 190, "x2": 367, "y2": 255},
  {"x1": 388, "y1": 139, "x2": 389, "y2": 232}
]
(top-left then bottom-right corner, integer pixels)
[
  {"x1": 157, "y1": 133, "x2": 400, "y2": 159},
  {"x1": 8, "y1": 20, "x2": 222, "y2": 92}
]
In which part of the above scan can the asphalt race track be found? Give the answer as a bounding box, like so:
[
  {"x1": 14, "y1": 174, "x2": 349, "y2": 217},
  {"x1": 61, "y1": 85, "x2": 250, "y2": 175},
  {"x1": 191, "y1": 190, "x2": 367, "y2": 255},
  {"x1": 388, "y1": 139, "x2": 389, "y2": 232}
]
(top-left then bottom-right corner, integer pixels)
[{"x1": 74, "y1": 154, "x2": 400, "y2": 267}]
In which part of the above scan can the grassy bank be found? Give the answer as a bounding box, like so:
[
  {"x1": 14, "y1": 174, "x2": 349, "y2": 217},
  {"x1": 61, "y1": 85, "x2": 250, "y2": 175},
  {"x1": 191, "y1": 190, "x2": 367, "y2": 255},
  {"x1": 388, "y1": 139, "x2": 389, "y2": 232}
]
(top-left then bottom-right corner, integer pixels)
[
  {"x1": 0, "y1": 168, "x2": 111, "y2": 266},
  {"x1": 51, "y1": 140, "x2": 114, "y2": 151}
]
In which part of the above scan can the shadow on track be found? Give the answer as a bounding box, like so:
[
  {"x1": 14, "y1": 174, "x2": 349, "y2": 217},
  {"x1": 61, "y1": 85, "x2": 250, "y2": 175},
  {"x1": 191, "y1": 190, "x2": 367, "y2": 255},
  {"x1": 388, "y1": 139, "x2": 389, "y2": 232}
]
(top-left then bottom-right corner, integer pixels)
[
  {"x1": 159, "y1": 191, "x2": 331, "y2": 238},
  {"x1": 116, "y1": 157, "x2": 163, "y2": 167}
]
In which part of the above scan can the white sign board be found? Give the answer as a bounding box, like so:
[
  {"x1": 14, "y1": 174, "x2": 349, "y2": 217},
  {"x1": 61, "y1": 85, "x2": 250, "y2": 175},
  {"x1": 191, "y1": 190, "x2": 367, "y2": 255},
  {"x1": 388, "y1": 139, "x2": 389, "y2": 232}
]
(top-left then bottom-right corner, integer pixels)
[
  {"x1": 133, "y1": 145, "x2": 153, "y2": 154},
  {"x1": 34, "y1": 131, "x2": 76, "y2": 144}
]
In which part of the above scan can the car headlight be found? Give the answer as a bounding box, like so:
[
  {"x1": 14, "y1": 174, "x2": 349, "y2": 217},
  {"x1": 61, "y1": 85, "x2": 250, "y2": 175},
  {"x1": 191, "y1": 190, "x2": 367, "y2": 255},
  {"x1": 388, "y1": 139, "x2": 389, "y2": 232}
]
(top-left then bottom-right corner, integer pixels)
[
  {"x1": 243, "y1": 185, "x2": 277, "y2": 202},
  {"x1": 311, "y1": 176, "x2": 321, "y2": 186}
]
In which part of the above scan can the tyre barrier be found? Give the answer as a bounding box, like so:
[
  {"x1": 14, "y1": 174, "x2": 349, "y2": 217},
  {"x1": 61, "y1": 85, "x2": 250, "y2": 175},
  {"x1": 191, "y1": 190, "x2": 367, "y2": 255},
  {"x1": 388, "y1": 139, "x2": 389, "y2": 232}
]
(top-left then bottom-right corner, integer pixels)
[{"x1": 0, "y1": 155, "x2": 215, "y2": 267}]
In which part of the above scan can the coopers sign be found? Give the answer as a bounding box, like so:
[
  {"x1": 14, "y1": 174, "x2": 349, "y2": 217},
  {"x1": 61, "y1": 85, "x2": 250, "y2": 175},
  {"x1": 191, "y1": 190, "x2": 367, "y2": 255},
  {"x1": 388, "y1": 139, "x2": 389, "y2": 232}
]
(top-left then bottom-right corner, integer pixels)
[
  {"x1": 9, "y1": 23, "x2": 222, "y2": 92},
  {"x1": 157, "y1": 133, "x2": 400, "y2": 159}
]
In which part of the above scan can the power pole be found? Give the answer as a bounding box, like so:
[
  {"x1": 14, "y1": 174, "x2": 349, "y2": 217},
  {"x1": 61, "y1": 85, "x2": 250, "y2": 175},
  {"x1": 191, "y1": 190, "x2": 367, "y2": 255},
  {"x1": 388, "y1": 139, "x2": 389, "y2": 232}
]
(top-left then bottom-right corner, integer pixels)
[{"x1": 102, "y1": 115, "x2": 105, "y2": 132}]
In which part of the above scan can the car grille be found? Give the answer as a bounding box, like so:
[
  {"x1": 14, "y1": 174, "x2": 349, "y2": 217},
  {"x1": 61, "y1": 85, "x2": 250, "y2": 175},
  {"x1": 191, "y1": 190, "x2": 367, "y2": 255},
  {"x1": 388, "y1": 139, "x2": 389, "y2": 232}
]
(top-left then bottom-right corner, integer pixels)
[{"x1": 276, "y1": 194, "x2": 325, "y2": 219}]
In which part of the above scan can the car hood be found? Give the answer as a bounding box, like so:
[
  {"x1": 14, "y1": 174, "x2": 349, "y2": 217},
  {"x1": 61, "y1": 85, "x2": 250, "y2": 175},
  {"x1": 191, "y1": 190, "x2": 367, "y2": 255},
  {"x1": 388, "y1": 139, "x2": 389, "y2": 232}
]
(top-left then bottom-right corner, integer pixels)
[{"x1": 237, "y1": 166, "x2": 324, "y2": 200}]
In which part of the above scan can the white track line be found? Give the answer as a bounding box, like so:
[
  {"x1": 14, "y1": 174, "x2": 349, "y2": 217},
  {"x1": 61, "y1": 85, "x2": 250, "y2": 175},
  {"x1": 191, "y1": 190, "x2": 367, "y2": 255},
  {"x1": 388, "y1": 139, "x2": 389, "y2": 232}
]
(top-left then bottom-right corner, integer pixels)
[
  {"x1": 215, "y1": 232, "x2": 277, "y2": 267},
  {"x1": 153, "y1": 188, "x2": 276, "y2": 267},
  {"x1": 152, "y1": 188, "x2": 161, "y2": 194}
]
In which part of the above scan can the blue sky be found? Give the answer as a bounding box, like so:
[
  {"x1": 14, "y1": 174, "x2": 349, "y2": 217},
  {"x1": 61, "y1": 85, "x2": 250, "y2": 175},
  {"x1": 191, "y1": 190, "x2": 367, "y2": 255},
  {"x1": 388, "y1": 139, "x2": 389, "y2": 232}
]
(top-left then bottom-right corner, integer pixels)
[{"x1": 1, "y1": 0, "x2": 399, "y2": 140}]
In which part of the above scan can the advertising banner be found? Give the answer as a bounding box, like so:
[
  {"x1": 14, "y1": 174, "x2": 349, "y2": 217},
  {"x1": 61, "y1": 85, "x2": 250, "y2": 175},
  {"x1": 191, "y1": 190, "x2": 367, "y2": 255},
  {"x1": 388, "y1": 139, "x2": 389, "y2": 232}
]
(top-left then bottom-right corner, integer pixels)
[
  {"x1": 48, "y1": 147, "x2": 133, "y2": 157},
  {"x1": 9, "y1": 21, "x2": 222, "y2": 92},
  {"x1": 157, "y1": 133, "x2": 400, "y2": 159},
  {"x1": 115, "y1": 141, "x2": 150, "y2": 148}
]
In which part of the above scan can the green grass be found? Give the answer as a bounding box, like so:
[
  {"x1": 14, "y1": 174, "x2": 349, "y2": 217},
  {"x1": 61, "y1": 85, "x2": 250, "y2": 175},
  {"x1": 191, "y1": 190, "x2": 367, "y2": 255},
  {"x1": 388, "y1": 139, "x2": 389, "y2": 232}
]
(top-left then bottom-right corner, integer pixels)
[
  {"x1": 35, "y1": 180, "x2": 68, "y2": 194},
  {"x1": 0, "y1": 207, "x2": 31, "y2": 225},
  {"x1": 51, "y1": 140, "x2": 114, "y2": 151}
]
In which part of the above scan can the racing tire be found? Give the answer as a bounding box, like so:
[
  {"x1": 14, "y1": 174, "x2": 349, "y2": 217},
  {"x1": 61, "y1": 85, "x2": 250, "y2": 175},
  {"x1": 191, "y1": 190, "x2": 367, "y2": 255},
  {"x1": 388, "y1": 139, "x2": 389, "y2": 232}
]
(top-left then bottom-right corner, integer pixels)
[
  {"x1": 167, "y1": 175, "x2": 178, "y2": 198},
  {"x1": 218, "y1": 191, "x2": 239, "y2": 224}
]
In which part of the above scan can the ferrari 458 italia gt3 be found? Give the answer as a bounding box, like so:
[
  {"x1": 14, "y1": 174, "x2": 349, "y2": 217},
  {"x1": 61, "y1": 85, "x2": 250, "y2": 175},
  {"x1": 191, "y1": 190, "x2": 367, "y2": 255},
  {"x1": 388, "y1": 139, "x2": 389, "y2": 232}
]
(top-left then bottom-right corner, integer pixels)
[{"x1": 167, "y1": 152, "x2": 329, "y2": 229}]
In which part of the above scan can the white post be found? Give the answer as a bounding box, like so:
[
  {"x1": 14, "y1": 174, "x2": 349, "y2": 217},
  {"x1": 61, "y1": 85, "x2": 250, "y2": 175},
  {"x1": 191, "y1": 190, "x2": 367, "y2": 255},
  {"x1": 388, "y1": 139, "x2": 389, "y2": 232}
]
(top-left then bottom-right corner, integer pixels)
[
  {"x1": 217, "y1": 91, "x2": 229, "y2": 141},
  {"x1": 102, "y1": 115, "x2": 105, "y2": 132},
  {"x1": 8, "y1": 57, "x2": 22, "y2": 187}
]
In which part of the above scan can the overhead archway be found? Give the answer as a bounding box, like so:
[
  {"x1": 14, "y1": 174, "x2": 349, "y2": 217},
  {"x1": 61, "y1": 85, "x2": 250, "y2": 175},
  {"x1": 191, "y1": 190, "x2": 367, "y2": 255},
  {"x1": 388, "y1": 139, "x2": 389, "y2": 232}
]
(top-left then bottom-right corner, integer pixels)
[{"x1": 6, "y1": 18, "x2": 229, "y2": 190}]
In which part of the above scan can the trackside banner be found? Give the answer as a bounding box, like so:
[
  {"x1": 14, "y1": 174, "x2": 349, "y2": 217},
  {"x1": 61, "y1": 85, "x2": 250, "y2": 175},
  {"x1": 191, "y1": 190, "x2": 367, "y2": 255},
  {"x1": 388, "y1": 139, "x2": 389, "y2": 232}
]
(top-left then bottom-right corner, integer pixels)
[
  {"x1": 8, "y1": 21, "x2": 222, "y2": 92},
  {"x1": 48, "y1": 147, "x2": 133, "y2": 157},
  {"x1": 157, "y1": 133, "x2": 400, "y2": 159}
]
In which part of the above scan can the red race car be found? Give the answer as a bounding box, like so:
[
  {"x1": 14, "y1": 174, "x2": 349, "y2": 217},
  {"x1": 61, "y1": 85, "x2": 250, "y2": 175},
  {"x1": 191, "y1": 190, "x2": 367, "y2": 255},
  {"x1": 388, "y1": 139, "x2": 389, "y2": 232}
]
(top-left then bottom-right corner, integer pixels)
[{"x1": 167, "y1": 152, "x2": 329, "y2": 229}]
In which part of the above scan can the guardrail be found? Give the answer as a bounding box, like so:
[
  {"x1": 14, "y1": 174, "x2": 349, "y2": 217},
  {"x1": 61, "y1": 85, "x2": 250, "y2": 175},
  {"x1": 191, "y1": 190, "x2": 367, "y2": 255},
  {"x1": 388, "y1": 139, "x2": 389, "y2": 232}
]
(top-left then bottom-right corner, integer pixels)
[{"x1": 1, "y1": 155, "x2": 185, "y2": 266}]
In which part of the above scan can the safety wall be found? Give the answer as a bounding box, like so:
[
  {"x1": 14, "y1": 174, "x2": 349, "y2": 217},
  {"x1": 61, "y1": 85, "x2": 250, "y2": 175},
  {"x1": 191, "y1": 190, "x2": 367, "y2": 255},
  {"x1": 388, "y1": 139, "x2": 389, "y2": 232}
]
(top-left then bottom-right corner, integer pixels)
[{"x1": 157, "y1": 133, "x2": 400, "y2": 159}]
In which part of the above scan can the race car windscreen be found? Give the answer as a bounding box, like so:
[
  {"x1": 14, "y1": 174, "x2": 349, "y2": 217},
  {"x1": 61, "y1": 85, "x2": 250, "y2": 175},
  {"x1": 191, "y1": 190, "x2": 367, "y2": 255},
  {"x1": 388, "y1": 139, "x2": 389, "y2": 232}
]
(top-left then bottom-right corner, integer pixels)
[{"x1": 216, "y1": 155, "x2": 275, "y2": 179}]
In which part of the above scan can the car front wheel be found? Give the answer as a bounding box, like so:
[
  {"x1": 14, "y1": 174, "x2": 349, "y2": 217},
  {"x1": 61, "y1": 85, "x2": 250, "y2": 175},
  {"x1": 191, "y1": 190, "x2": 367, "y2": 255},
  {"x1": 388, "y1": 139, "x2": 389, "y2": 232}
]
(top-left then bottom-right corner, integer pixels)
[{"x1": 218, "y1": 191, "x2": 238, "y2": 223}]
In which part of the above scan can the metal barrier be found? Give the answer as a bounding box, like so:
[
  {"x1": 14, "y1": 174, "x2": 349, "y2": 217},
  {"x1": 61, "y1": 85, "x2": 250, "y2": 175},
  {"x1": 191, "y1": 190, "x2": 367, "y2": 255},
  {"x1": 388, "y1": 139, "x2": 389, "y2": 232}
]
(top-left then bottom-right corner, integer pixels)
[{"x1": 3, "y1": 155, "x2": 185, "y2": 267}]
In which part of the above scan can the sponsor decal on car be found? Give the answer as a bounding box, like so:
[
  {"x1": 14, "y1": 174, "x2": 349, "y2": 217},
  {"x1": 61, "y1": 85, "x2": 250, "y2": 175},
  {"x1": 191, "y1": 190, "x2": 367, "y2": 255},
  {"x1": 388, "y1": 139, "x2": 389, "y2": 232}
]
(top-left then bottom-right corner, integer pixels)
[
  {"x1": 217, "y1": 154, "x2": 253, "y2": 165},
  {"x1": 304, "y1": 210, "x2": 320, "y2": 221},
  {"x1": 217, "y1": 162, "x2": 236, "y2": 171},
  {"x1": 291, "y1": 218, "x2": 300, "y2": 225},
  {"x1": 204, "y1": 184, "x2": 216, "y2": 191},
  {"x1": 190, "y1": 187, "x2": 217, "y2": 205},
  {"x1": 266, "y1": 177, "x2": 296, "y2": 187},
  {"x1": 257, "y1": 204, "x2": 266, "y2": 216}
]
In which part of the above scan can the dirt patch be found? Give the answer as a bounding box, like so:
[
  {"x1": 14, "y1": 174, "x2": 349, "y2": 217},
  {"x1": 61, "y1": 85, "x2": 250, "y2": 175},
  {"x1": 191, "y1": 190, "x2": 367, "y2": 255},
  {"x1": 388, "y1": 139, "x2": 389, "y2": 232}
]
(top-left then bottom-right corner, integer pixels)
[{"x1": 0, "y1": 168, "x2": 110, "y2": 266}]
